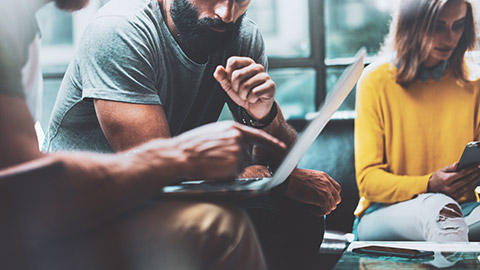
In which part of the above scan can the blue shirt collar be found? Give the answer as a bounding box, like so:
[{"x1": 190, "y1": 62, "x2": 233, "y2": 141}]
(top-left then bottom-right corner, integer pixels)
[
  {"x1": 393, "y1": 56, "x2": 449, "y2": 83},
  {"x1": 417, "y1": 60, "x2": 449, "y2": 82}
]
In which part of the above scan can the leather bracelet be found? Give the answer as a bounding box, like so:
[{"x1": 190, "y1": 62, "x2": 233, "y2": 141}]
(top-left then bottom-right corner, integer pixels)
[{"x1": 237, "y1": 103, "x2": 277, "y2": 129}]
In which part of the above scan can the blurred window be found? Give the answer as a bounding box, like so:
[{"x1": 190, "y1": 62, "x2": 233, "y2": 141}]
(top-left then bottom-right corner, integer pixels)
[
  {"x1": 36, "y1": 6, "x2": 73, "y2": 46},
  {"x1": 37, "y1": 0, "x2": 108, "y2": 129},
  {"x1": 271, "y1": 68, "x2": 316, "y2": 119},
  {"x1": 248, "y1": 0, "x2": 310, "y2": 58},
  {"x1": 249, "y1": 0, "x2": 394, "y2": 119},
  {"x1": 39, "y1": 0, "x2": 480, "y2": 122},
  {"x1": 325, "y1": 0, "x2": 392, "y2": 59}
]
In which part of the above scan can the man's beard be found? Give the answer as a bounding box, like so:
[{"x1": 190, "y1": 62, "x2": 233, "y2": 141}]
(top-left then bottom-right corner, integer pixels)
[
  {"x1": 55, "y1": 0, "x2": 90, "y2": 11},
  {"x1": 170, "y1": 0, "x2": 244, "y2": 60}
]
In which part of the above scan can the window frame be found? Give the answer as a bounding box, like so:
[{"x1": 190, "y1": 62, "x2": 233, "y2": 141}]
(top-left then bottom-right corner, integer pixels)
[
  {"x1": 268, "y1": 0, "x2": 371, "y2": 116},
  {"x1": 268, "y1": 0, "x2": 326, "y2": 110}
]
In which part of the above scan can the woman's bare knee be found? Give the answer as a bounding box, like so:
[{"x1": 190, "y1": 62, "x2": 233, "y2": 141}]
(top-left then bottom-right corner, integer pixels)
[{"x1": 439, "y1": 203, "x2": 463, "y2": 219}]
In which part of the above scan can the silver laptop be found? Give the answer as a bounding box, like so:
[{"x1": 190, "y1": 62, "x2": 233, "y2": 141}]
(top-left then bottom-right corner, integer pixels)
[{"x1": 161, "y1": 48, "x2": 366, "y2": 198}]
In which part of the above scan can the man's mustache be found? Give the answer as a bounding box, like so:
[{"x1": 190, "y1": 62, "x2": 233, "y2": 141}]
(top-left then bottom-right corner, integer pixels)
[{"x1": 198, "y1": 17, "x2": 236, "y2": 32}]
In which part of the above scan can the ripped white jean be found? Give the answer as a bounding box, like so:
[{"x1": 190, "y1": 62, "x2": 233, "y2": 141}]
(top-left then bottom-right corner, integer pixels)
[{"x1": 357, "y1": 193, "x2": 469, "y2": 242}]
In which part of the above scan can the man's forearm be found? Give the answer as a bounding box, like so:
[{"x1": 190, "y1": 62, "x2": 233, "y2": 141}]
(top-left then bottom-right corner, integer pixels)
[
  {"x1": 253, "y1": 105, "x2": 297, "y2": 166},
  {"x1": 6, "y1": 121, "x2": 286, "y2": 242},
  {"x1": 264, "y1": 113, "x2": 296, "y2": 147},
  {"x1": 6, "y1": 139, "x2": 185, "y2": 244}
]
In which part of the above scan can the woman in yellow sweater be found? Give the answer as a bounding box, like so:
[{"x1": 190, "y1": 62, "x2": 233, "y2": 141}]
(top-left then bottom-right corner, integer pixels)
[{"x1": 354, "y1": 0, "x2": 480, "y2": 241}]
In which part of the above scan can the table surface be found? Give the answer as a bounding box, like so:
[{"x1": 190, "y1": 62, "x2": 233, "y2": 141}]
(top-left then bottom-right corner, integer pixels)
[{"x1": 333, "y1": 241, "x2": 480, "y2": 269}]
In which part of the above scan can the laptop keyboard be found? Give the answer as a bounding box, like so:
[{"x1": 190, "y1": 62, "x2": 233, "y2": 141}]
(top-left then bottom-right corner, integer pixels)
[{"x1": 168, "y1": 178, "x2": 264, "y2": 191}]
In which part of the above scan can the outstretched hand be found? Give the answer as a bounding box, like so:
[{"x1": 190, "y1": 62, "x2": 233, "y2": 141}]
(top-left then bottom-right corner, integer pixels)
[
  {"x1": 428, "y1": 162, "x2": 480, "y2": 200},
  {"x1": 174, "y1": 121, "x2": 286, "y2": 181},
  {"x1": 214, "y1": 56, "x2": 276, "y2": 120},
  {"x1": 285, "y1": 168, "x2": 342, "y2": 216}
]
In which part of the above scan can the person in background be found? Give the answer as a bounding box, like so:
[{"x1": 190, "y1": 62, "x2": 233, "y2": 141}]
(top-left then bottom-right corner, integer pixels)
[
  {"x1": 0, "y1": 0, "x2": 289, "y2": 268},
  {"x1": 354, "y1": 0, "x2": 480, "y2": 242},
  {"x1": 42, "y1": 0, "x2": 342, "y2": 268}
]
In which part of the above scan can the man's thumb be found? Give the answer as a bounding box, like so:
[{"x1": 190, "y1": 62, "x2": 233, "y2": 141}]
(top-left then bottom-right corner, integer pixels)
[{"x1": 214, "y1": 66, "x2": 233, "y2": 93}]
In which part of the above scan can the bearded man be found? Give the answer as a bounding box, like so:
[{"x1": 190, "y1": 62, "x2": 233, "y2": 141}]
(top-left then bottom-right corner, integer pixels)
[{"x1": 43, "y1": 0, "x2": 342, "y2": 269}]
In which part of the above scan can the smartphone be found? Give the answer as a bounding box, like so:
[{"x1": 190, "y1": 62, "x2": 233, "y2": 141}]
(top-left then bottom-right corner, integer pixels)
[
  {"x1": 351, "y1": 245, "x2": 434, "y2": 258},
  {"x1": 457, "y1": 141, "x2": 480, "y2": 171}
]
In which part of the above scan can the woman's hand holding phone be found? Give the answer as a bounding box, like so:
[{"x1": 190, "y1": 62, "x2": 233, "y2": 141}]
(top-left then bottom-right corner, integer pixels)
[{"x1": 428, "y1": 162, "x2": 480, "y2": 200}]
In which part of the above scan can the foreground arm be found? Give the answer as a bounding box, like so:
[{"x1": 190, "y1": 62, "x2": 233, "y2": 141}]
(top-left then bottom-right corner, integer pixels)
[
  {"x1": 0, "y1": 94, "x2": 285, "y2": 240},
  {"x1": 0, "y1": 95, "x2": 41, "y2": 168}
]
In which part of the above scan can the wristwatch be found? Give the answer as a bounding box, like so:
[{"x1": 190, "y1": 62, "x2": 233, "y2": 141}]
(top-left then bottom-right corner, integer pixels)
[{"x1": 237, "y1": 102, "x2": 278, "y2": 129}]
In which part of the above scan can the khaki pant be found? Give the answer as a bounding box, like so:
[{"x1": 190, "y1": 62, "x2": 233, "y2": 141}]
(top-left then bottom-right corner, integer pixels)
[{"x1": 29, "y1": 200, "x2": 267, "y2": 270}]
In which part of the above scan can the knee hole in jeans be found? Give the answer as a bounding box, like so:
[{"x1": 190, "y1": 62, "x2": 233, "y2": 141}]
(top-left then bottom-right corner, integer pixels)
[
  {"x1": 436, "y1": 203, "x2": 464, "y2": 232},
  {"x1": 438, "y1": 203, "x2": 463, "y2": 219}
]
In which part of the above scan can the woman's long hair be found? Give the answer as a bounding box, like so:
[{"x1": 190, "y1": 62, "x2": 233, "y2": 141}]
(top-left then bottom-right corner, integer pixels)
[{"x1": 381, "y1": 0, "x2": 477, "y2": 87}]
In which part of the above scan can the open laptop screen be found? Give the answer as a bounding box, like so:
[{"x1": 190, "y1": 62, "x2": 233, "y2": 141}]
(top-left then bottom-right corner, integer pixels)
[
  {"x1": 265, "y1": 48, "x2": 366, "y2": 189},
  {"x1": 161, "y1": 48, "x2": 366, "y2": 197}
]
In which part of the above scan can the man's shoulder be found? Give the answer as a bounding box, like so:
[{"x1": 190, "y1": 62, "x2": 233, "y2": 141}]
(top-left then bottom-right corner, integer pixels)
[
  {"x1": 80, "y1": 0, "x2": 162, "y2": 49},
  {"x1": 88, "y1": 0, "x2": 160, "y2": 33},
  {"x1": 239, "y1": 17, "x2": 261, "y2": 33},
  {"x1": 236, "y1": 17, "x2": 262, "y2": 43},
  {"x1": 223, "y1": 17, "x2": 264, "y2": 60},
  {"x1": 94, "y1": 0, "x2": 156, "y2": 18}
]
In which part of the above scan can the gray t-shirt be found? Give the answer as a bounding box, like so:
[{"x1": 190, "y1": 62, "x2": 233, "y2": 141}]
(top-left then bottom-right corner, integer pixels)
[{"x1": 43, "y1": 0, "x2": 266, "y2": 153}]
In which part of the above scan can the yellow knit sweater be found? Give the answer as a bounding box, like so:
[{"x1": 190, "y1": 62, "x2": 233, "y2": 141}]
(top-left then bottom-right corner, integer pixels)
[{"x1": 354, "y1": 59, "x2": 480, "y2": 216}]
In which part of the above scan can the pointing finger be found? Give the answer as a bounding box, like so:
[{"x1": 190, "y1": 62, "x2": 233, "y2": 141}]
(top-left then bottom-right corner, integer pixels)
[{"x1": 232, "y1": 123, "x2": 286, "y2": 151}]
